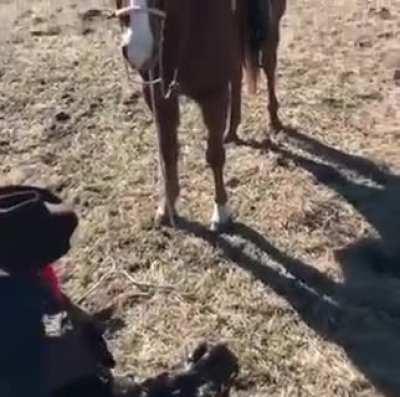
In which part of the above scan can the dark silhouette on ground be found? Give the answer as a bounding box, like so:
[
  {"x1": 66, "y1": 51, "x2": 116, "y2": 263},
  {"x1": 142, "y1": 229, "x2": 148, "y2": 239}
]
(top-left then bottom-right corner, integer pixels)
[
  {"x1": 175, "y1": 129, "x2": 400, "y2": 396},
  {"x1": 236, "y1": 128, "x2": 400, "y2": 277}
]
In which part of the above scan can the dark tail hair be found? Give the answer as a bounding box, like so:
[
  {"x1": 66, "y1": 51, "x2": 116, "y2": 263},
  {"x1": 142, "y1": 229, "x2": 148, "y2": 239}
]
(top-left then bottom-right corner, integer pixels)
[
  {"x1": 243, "y1": 40, "x2": 260, "y2": 95},
  {"x1": 243, "y1": 0, "x2": 270, "y2": 94}
]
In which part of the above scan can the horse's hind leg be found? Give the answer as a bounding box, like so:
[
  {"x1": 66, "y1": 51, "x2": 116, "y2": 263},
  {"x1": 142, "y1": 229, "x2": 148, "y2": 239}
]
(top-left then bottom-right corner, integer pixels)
[
  {"x1": 143, "y1": 88, "x2": 180, "y2": 226},
  {"x1": 224, "y1": 69, "x2": 242, "y2": 144},
  {"x1": 198, "y1": 89, "x2": 232, "y2": 231},
  {"x1": 262, "y1": 25, "x2": 283, "y2": 133}
]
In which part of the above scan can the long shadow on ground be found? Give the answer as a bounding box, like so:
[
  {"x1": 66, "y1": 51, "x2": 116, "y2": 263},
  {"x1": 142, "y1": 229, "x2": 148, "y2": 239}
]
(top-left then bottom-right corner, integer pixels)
[
  {"x1": 272, "y1": 128, "x2": 400, "y2": 274},
  {"x1": 176, "y1": 129, "x2": 400, "y2": 396}
]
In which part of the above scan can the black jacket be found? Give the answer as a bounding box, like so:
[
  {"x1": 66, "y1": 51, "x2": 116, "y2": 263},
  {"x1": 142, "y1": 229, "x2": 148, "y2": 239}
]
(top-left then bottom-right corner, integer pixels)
[
  {"x1": 0, "y1": 271, "x2": 114, "y2": 397},
  {"x1": 0, "y1": 274, "x2": 44, "y2": 397}
]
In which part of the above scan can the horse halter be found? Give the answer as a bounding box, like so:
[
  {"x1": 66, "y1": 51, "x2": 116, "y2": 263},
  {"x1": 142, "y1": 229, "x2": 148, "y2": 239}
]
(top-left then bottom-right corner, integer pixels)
[
  {"x1": 115, "y1": 2, "x2": 166, "y2": 20},
  {"x1": 115, "y1": 1, "x2": 180, "y2": 99}
]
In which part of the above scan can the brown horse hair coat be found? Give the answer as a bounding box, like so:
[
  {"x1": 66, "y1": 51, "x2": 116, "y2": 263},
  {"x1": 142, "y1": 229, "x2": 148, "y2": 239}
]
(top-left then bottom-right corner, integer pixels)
[{"x1": 116, "y1": 0, "x2": 286, "y2": 230}]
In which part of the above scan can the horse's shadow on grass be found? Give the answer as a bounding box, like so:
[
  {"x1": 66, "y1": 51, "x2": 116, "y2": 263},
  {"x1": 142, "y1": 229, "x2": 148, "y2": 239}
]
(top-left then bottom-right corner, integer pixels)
[{"x1": 177, "y1": 129, "x2": 400, "y2": 396}]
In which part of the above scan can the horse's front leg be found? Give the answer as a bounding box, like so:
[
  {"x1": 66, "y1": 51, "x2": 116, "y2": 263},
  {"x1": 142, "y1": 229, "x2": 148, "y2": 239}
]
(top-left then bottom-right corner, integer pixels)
[
  {"x1": 143, "y1": 87, "x2": 180, "y2": 226},
  {"x1": 198, "y1": 88, "x2": 233, "y2": 232}
]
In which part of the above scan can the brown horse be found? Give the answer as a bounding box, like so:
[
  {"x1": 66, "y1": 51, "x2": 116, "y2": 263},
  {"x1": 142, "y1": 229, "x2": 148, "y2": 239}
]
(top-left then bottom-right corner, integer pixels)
[{"x1": 115, "y1": 0, "x2": 286, "y2": 231}]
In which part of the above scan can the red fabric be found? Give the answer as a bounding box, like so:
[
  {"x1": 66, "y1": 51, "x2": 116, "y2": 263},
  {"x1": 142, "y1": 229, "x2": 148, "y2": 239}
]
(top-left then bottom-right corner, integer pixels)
[{"x1": 41, "y1": 264, "x2": 65, "y2": 305}]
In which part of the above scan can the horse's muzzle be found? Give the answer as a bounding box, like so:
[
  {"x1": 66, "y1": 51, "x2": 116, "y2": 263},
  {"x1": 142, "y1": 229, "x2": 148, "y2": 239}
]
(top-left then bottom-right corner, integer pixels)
[{"x1": 122, "y1": 44, "x2": 157, "y2": 73}]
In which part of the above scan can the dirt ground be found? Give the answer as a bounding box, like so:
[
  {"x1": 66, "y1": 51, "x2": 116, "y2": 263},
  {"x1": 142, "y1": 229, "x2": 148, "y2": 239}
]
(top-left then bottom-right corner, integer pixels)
[{"x1": 1, "y1": 0, "x2": 400, "y2": 395}]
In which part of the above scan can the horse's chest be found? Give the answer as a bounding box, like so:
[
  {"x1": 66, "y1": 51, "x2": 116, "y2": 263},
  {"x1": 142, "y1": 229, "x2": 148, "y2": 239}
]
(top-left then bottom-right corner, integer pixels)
[{"x1": 180, "y1": 11, "x2": 240, "y2": 94}]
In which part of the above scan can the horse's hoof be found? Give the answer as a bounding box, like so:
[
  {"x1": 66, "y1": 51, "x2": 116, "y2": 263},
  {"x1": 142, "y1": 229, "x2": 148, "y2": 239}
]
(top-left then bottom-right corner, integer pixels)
[
  {"x1": 268, "y1": 122, "x2": 286, "y2": 145},
  {"x1": 154, "y1": 207, "x2": 177, "y2": 228},
  {"x1": 270, "y1": 119, "x2": 284, "y2": 134},
  {"x1": 224, "y1": 133, "x2": 240, "y2": 144},
  {"x1": 210, "y1": 203, "x2": 233, "y2": 233},
  {"x1": 210, "y1": 219, "x2": 233, "y2": 233}
]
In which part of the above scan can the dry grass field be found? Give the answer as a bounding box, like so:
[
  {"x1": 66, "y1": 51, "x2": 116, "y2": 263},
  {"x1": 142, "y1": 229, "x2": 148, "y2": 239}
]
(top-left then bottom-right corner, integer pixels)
[{"x1": 1, "y1": 0, "x2": 400, "y2": 395}]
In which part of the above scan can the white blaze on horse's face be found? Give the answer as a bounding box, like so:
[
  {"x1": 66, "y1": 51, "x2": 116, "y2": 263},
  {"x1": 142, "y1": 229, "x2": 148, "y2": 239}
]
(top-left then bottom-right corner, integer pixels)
[{"x1": 122, "y1": 0, "x2": 154, "y2": 70}]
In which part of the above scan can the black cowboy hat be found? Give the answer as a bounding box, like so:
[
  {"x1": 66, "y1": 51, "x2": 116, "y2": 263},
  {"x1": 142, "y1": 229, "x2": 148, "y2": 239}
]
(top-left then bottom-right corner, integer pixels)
[{"x1": 0, "y1": 185, "x2": 78, "y2": 272}]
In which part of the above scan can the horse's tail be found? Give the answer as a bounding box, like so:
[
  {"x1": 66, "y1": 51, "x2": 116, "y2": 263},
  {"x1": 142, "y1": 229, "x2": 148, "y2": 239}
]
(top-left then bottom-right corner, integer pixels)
[
  {"x1": 243, "y1": 0, "x2": 270, "y2": 95},
  {"x1": 243, "y1": 39, "x2": 260, "y2": 95}
]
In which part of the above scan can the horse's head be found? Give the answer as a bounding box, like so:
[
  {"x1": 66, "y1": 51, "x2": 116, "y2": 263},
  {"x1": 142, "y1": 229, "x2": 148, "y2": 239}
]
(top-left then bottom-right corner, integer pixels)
[{"x1": 115, "y1": 0, "x2": 167, "y2": 72}]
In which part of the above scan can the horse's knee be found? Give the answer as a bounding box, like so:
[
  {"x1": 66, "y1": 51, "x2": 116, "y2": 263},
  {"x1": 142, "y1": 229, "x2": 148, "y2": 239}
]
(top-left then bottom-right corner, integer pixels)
[
  {"x1": 160, "y1": 145, "x2": 179, "y2": 166},
  {"x1": 158, "y1": 130, "x2": 179, "y2": 161},
  {"x1": 206, "y1": 144, "x2": 225, "y2": 168}
]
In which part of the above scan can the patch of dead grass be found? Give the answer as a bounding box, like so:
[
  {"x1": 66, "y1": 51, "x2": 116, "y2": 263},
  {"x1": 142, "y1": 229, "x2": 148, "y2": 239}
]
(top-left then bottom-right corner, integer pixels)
[{"x1": 1, "y1": 0, "x2": 400, "y2": 395}]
